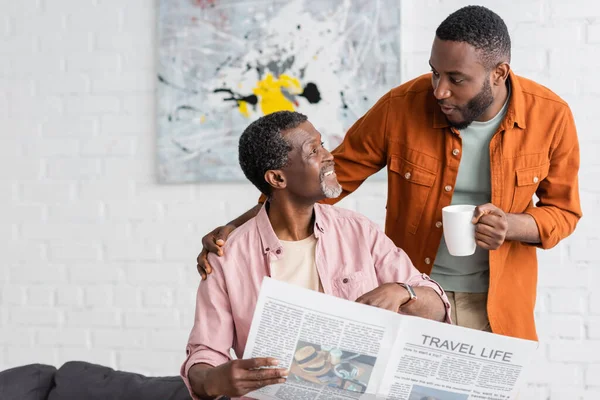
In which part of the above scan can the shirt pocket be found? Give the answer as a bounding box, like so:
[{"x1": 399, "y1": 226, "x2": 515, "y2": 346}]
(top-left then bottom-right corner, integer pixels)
[
  {"x1": 509, "y1": 163, "x2": 550, "y2": 213},
  {"x1": 332, "y1": 270, "x2": 369, "y2": 302},
  {"x1": 388, "y1": 155, "x2": 437, "y2": 234}
]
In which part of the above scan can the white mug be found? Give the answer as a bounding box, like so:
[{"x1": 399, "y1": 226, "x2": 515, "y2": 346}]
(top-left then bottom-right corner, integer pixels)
[{"x1": 442, "y1": 204, "x2": 477, "y2": 256}]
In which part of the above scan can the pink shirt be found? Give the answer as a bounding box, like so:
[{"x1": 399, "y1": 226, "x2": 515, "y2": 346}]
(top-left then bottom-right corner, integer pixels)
[{"x1": 181, "y1": 204, "x2": 451, "y2": 397}]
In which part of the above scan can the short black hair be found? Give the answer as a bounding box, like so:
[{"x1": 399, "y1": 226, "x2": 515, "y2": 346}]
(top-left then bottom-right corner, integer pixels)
[
  {"x1": 436, "y1": 5, "x2": 511, "y2": 69},
  {"x1": 238, "y1": 111, "x2": 308, "y2": 196}
]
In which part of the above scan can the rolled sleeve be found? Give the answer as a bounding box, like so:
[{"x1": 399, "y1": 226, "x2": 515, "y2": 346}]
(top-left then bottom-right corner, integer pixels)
[
  {"x1": 406, "y1": 273, "x2": 452, "y2": 324},
  {"x1": 180, "y1": 253, "x2": 234, "y2": 399},
  {"x1": 180, "y1": 345, "x2": 230, "y2": 400},
  {"x1": 525, "y1": 205, "x2": 580, "y2": 250}
]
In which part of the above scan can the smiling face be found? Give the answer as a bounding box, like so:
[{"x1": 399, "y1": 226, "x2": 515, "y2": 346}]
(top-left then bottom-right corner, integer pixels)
[
  {"x1": 429, "y1": 37, "x2": 495, "y2": 130},
  {"x1": 277, "y1": 121, "x2": 342, "y2": 202}
]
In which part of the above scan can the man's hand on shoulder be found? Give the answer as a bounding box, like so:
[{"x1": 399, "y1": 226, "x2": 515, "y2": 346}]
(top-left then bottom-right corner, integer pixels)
[
  {"x1": 197, "y1": 224, "x2": 236, "y2": 280},
  {"x1": 196, "y1": 204, "x2": 263, "y2": 280}
]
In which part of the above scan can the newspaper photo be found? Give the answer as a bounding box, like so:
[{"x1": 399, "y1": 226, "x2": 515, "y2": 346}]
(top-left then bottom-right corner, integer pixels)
[{"x1": 242, "y1": 278, "x2": 538, "y2": 400}]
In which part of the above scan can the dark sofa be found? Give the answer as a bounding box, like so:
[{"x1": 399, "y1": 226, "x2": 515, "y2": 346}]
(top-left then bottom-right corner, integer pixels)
[{"x1": 0, "y1": 361, "x2": 193, "y2": 400}]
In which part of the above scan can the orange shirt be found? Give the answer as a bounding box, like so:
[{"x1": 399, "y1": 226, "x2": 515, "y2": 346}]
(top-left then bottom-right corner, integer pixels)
[{"x1": 321, "y1": 71, "x2": 582, "y2": 340}]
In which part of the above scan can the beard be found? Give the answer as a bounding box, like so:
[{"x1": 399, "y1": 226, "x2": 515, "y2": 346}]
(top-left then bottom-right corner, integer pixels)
[
  {"x1": 446, "y1": 78, "x2": 494, "y2": 130},
  {"x1": 321, "y1": 180, "x2": 342, "y2": 198},
  {"x1": 319, "y1": 171, "x2": 342, "y2": 199}
]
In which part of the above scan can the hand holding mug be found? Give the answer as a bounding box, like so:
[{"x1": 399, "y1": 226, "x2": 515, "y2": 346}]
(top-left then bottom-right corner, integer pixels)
[{"x1": 471, "y1": 203, "x2": 508, "y2": 250}]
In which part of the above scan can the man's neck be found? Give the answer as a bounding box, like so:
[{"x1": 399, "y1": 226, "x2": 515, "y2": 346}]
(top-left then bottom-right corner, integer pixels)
[{"x1": 267, "y1": 197, "x2": 315, "y2": 241}]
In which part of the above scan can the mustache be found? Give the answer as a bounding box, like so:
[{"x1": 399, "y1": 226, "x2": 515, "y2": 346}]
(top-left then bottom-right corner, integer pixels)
[{"x1": 319, "y1": 164, "x2": 335, "y2": 180}]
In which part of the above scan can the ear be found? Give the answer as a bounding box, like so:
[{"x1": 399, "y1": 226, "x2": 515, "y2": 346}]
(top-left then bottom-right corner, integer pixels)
[
  {"x1": 492, "y1": 62, "x2": 510, "y2": 86},
  {"x1": 264, "y1": 169, "x2": 286, "y2": 191}
]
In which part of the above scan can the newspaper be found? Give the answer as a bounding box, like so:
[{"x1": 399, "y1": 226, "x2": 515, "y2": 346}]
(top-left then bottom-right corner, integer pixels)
[{"x1": 242, "y1": 278, "x2": 538, "y2": 400}]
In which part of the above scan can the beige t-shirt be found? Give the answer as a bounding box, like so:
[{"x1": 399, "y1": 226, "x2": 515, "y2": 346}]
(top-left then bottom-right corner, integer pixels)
[{"x1": 270, "y1": 235, "x2": 323, "y2": 292}]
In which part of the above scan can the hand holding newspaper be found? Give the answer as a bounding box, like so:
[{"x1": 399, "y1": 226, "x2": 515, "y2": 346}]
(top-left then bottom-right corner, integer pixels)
[{"x1": 242, "y1": 278, "x2": 538, "y2": 400}]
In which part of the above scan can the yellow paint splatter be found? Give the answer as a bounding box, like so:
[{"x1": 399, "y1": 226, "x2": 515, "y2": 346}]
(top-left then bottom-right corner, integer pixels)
[
  {"x1": 237, "y1": 100, "x2": 250, "y2": 118},
  {"x1": 250, "y1": 73, "x2": 302, "y2": 116}
]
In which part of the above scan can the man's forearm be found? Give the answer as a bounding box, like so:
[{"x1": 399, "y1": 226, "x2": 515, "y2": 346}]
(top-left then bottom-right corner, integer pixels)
[
  {"x1": 188, "y1": 363, "x2": 217, "y2": 399},
  {"x1": 226, "y1": 204, "x2": 262, "y2": 229},
  {"x1": 506, "y1": 213, "x2": 541, "y2": 244},
  {"x1": 400, "y1": 287, "x2": 446, "y2": 322}
]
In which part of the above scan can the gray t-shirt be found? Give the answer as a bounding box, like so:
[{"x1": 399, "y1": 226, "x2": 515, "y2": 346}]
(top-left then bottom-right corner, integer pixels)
[{"x1": 430, "y1": 90, "x2": 510, "y2": 293}]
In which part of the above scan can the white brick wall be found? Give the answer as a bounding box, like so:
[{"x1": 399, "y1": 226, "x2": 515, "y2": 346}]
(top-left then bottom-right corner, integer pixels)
[{"x1": 0, "y1": 0, "x2": 598, "y2": 396}]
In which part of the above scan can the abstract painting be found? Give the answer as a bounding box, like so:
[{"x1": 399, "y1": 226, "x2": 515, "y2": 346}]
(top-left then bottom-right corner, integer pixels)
[{"x1": 157, "y1": 0, "x2": 401, "y2": 183}]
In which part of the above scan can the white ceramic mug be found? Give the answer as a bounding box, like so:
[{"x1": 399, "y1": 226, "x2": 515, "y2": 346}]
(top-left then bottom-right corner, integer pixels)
[{"x1": 442, "y1": 204, "x2": 477, "y2": 256}]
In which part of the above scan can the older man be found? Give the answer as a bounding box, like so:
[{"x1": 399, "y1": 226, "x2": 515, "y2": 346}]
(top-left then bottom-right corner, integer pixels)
[{"x1": 181, "y1": 111, "x2": 449, "y2": 399}]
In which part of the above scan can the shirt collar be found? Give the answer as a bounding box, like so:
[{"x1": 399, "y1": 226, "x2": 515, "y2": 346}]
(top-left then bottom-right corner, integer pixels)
[
  {"x1": 503, "y1": 71, "x2": 526, "y2": 130},
  {"x1": 313, "y1": 203, "x2": 326, "y2": 237},
  {"x1": 431, "y1": 70, "x2": 526, "y2": 130},
  {"x1": 255, "y1": 202, "x2": 326, "y2": 256}
]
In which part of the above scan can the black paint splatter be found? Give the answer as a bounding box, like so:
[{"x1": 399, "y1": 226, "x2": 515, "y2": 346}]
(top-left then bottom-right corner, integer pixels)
[
  {"x1": 215, "y1": 56, "x2": 232, "y2": 73},
  {"x1": 214, "y1": 88, "x2": 258, "y2": 108},
  {"x1": 167, "y1": 105, "x2": 203, "y2": 122},
  {"x1": 171, "y1": 139, "x2": 192, "y2": 153},
  {"x1": 177, "y1": 105, "x2": 199, "y2": 112},
  {"x1": 157, "y1": 75, "x2": 199, "y2": 95},
  {"x1": 255, "y1": 64, "x2": 264, "y2": 79},
  {"x1": 340, "y1": 91, "x2": 349, "y2": 109},
  {"x1": 300, "y1": 83, "x2": 321, "y2": 104}
]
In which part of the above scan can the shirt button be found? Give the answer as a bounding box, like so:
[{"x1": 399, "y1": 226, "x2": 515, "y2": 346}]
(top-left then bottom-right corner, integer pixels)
[
  {"x1": 533, "y1": 176, "x2": 539, "y2": 183},
  {"x1": 444, "y1": 185, "x2": 452, "y2": 192},
  {"x1": 452, "y1": 149, "x2": 460, "y2": 156},
  {"x1": 265, "y1": 247, "x2": 270, "y2": 252},
  {"x1": 404, "y1": 172, "x2": 411, "y2": 179},
  {"x1": 435, "y1": 221, "x2": 442, "y2": 228},
  {"x1": 343, "y1": 278, "x2": 349, "y2": 283},
  {"x1": 425, "y1": 258, "x2": 431, "y2": 265},
  {"x1": 276, "y1": 249, "x2": 281, "y2": 255}
]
